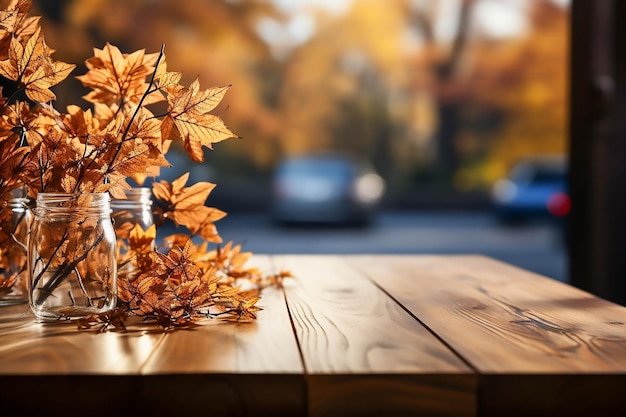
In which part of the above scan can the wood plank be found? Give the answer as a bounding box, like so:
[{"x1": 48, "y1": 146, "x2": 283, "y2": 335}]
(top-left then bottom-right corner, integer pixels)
[
  {"x1": 0, "y1": 309, "x2": 164, "y2": 374},
  {"x1": 0, "y1": 303, "x2": 35, "y2": 334},
  {"x1": 0, "y1": 306, "x2": 165, "y2": 416},
  {"x1": 140, "y1": 255, "x2": 302, "y2": 373},
  {"x1": 138, "y1": 254, "x2": 306, "y2": 416},
  {"x1": 274, "y1": 254, "x2": 476, "y2": 417},
  {"x1": 0, "y1": 375, "x2": 142, "y2": 416},
  {"x1": 347, "y1": 254, "x2": 626, "y2": 416},
  {"x1": 0, "y1": 255, "x2": 304, "y2": 416}
]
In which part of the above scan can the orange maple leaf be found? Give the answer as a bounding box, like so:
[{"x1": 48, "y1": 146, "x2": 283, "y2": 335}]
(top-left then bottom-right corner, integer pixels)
[
  {"x1": 0, "y1": 26, "x2": 75, "y2": 102},
  {"x1": 152, "y1": 173, "x2": 225, "y2": 239},
  {"x1": 162, "y1": 82, "x2": 237, "y2": 161},
  {"x1": 0, "y1": 0, "x2": 40, "y2": 61},
  {"x1": 76, "y1": 43, "x2": 162, "y2": 108}
]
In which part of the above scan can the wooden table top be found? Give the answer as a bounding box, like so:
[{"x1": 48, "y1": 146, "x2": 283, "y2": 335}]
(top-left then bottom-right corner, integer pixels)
[{"x1": 0, "y1": 255, "x2": 625, "y2": 417}]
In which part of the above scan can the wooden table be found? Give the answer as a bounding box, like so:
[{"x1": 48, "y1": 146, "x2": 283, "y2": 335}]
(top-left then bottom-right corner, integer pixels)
[{"x1": 0, "y1": 255, "x2": 625, "y2": 417}]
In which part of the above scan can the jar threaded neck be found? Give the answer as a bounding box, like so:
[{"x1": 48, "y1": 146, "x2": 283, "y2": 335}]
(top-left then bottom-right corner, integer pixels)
[
  {"x1": 110, "y1": 187, "x2": 152, "y2": 210},
  {"x1": 35, "y1": 193, "x2": 112, "y2": 218}
]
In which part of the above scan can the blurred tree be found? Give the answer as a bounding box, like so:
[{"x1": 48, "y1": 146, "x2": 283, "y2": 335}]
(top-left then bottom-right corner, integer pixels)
[
  {"x1": 32, "y1": 0, "x2": 284, "y2": 174},
  {"x1": 401, "y1": 0, "x2": 568, "y2": 191},
  {"x1": 464, "y1": 0, "x2": 568, "y2": 186},
  {"x1": 276, "y1": 1, "x2": 406, "y2": 181},
  {"x1": 275, "y1": 0, "x2": 568, "y2": 193},
  {"x1": 26, "y1": 0, "x2": 568, "y2": 202},
  {"x1": 275, "y1": 0, "x2": 440, "y2": 192},
  {"x1": 406, "y1": 0, "x2": 476, "y2": 186}
]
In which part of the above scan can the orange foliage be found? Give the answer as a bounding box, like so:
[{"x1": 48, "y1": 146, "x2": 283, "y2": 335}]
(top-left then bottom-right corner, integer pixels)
[
  {"x1": 0, "y1": 0, "x2": 289, "y2": 330},
  {"x1": 27, "y1": 0, "x2": 569, "y2": 191},
  {"x1": 464, "y1": 0, "x2": 569, "y2": 184}
]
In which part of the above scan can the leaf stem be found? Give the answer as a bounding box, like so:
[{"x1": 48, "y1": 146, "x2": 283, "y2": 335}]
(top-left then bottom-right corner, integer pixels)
[
  {"x1": 31, "y1": 229, "x2": 70, "y2": 290},
  {"x1": 33, "y1": 232, "x2": 105, "y2": 306},
  {"x1": 108, "y1": 44, "x2": 166, "y2": 172}
]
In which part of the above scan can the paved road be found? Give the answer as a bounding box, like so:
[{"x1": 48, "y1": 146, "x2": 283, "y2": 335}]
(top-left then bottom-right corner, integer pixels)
[{"x1": 170, "y1": 210, "x2": 568, "y2": 283}]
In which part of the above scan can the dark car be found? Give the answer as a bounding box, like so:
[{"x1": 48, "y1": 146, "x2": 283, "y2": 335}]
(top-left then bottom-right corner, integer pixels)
[
  {"x1": 491, "y1": 155, "x2": 570, "y2": 224},
  {"x1": 271, "y1": 153, "x2": 385, "y2": 225}
]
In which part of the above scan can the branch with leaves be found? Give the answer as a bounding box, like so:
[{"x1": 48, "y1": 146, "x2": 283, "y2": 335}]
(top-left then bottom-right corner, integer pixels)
[{"x1": 0, "y1": 0, "x2": 291, "y2": 329}]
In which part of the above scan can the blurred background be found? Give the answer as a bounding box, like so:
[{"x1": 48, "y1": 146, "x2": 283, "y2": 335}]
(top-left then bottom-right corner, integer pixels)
[{"x1": 32, "y1": 0, "x2": 570, "y2": 282}]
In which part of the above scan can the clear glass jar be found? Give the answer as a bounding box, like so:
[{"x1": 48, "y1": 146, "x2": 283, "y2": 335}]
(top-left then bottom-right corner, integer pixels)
[
  {"x1": 111, "y1": 188, "x2": 154, "y2": 233},
  {"x1": 28, "y1": 193, "x2": 117, "y2": 321},
  {"x1": 111, "y1": 188, "x2": 155, "y2": 282},
  {"x1": 0, "y1": 197, "x2": 31, "y2": 306}
]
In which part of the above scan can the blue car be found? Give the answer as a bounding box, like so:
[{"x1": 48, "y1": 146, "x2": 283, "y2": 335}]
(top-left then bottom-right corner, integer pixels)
[{"x1": 491, "y1": 155, "x2": 569, "y2": 224}]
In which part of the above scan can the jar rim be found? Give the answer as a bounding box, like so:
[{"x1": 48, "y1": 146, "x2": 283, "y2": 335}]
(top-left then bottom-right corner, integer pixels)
[
  {"x1": 37, "y1": 192, "x2": 111, "y2": 200},
  {"x1": 35, "y1": 192, "x2": 111, "y2": 217},
  {"x1": 111, "y1": 188, "x2": 152, "y2": 204}
]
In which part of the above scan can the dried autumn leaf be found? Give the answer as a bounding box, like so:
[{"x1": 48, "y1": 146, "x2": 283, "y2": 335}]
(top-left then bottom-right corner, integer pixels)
[
  {"x1": 0, "y1": 137, "x2": 28, "y2": 195},
  {"x1": 184, "y1": 207, "x2": 226, "y2": 243},
  {"x1": 21, "y1": 128, "x2": 74, "y2": 193},
  {"x1": 2, "y1": 100, "x2": 46, "y2": 146},
  {"x1": 161, "y1": 232, "x2": 195, "y2": 249},
  {"x1": 151, "y1": 171, "x2": 188, "y2": 202},
  {"x1": 118, "y1": 276, "x2": 140, "y2": 304},
  {"x1": 228, "y1": 244, "x2": 253, "y2": 271},
  {"x1": 0, "y1": 2, "x2": 294, "y2": 331},
  {"x1": 162, "y1": 82, "x2": 237, "y2": 161},
  {"x1": 172, "y1": 279, "x2": 214, "y2": 314},
  {"x1": 154, "y1": 59, "x2": 183, "y2": 95},
  {"x1": 77, "y1": 308, "x2": 128, "y2": 331},
  {"x1": 161, "y1": 240, "x2": 200, "y2": 286},
  {"x1": 59, "y1": 105, "x2": 101, "y2": 141},
  {"x1": 0, "y1": 1, "x2": 39, "y2": 61},
  {"x1": 174, "y1": 181, "x2": 216, "y2": 207},
  {"x1": 108, "y1": 142, "x2": 151, "y2": 176},
  {"x1": 221, "y1": 296, "x2": 262, "y2": 322},
  {"x1": 0, "y1": 6, "x2": 19, "y2": 35},
  {"x1": 138, "y1": 290, "x2": 168, "y2": 317},
  {"x1": 76, "y1": 43, "x2": 162, "y2": 107},
  {"x1": 0, "y1": 26, "x2": 75, "y2": 102},
  {"x1": 22, "y1": 59, "x2": 75, "y2": 102},
  {"x1": 152, "y1": 174, "x2": 225, "y2": 240},
  {"x1": 128, "y1": 224, "x2": 156, "y2": 254},
  {"x1": 98, "y1": 171, "x2": 131, "y2": 199},
  {"x1": 137, "y1": 261, "x2": 167, "y2": 290}
]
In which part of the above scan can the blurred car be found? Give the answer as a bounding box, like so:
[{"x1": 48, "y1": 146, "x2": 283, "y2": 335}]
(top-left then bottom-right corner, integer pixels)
[
  {"x1": 271, "y1": 153, "x2": 385, "y2": 225},
  {"x1": 491, "y1": 155, "x2": 570, "y2": 224}
]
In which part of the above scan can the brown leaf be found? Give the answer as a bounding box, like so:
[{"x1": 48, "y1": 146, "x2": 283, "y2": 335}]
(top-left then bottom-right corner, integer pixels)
[
  {"x1": 174, "y1": 181, "x2": 216, "y2": 207},
  {"x1": 152, "y1": 175, "x2": 224, "y2": 239},
  {"x1": 77, "y1": 43, "x2": 161, "y2": 108},
  {"x1": 0, "y1": 26, "x2": 75, "y2": 102},
  {"x1": 128, "y1": 224, "x2": 156, "y2": 254},
  {"x1": 164, "y1": 82, "x2": 237, "y2": 160}
]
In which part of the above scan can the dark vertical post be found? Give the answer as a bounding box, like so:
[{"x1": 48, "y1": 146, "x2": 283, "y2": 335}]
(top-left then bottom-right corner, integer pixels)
[
  {"x1": 569, "y1": 0, "x2": 626, "y2": 305},
  {"x1": 604, "y1": 0, "x2": 626, "y2": 305}
]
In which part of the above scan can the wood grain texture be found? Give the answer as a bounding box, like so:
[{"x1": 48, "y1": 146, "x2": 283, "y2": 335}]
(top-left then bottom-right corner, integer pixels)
[
  {"x1": 3, "y1": 254, "x2": 625, "y2": 416},
  {"x1": 141, "y1": 255, "x2": 302, "y2": 374},
  {"x1": 0, "y1": 308, "x2": 166, "y2": 416},
  {"x1": 0, "y1": 255, "x2": 305, "y2": 416},
  {"x1": 0, "y1": 304, "x2": 32, "y2": 334},
  {"x1": 0, "y1": 310, "x2": 163, "y2": 374},
  {"x1": 139, "y1": 254, "x2": 305, "y2": 415},
  {"x1": 274, "y1": 254, "x2": 476, "y2": 417},
  {"x1": 346, "y1": 254, "x2": 626, "y2": 416}
]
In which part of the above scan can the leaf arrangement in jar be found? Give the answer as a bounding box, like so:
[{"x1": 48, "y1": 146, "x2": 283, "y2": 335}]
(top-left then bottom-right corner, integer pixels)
[{"x1": 0, "y1": 0, "x2": 291, "y2": 329}]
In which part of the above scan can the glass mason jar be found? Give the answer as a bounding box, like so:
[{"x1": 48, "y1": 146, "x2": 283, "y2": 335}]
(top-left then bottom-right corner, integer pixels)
[
  {"x1": 110, "y1": 187, "x2": 155, "y2": 282},
  {"x1": 28, "y1": 193, "x2": 117, "y2": 321},
  {"x1": 0, "y1": 196, "x2": 31, "y2": 306}
]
